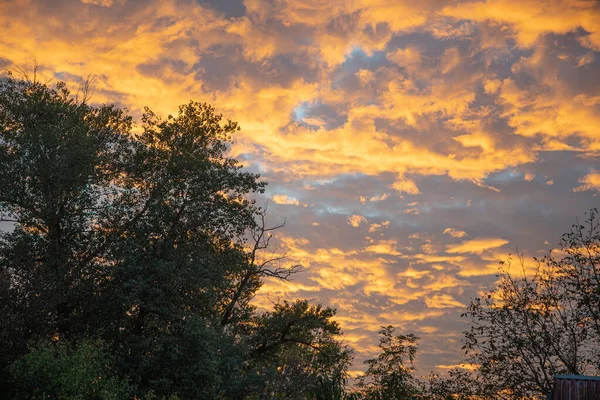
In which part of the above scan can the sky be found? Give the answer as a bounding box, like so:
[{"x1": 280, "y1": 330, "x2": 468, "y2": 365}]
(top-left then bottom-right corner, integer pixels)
[{"x1": 1, "y1": 0, "x2": 599, "y2": 377}]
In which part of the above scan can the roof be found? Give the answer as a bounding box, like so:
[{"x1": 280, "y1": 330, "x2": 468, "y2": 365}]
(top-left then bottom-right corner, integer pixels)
[{"x1": 551, "y1": 375, "x2": 600, "y2": 400}]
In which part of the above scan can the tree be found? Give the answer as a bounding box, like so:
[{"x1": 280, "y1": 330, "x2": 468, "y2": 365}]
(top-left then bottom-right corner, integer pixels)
[
  {"x1": 220, "y1": 207, "x2": 302, "y2": 330},
  {"x1": 462, "y1": 209, "x2": 600, "y2": 399},
  {"x1": 420, "y1": 368, "x2": 493, "y2": 400},
  {"x1": 549, "y1": 208, "x2": 600, "y2": 348},
  {"x1": 95, "y1": 100, "x2": 267, "y2": 398},
  {"x1": 245, "y1": 300, "x2": 352, "y2": 400},
  {"x1": 0, "y1": 75, "x2": 351, "y2": 399},
  {"x1": 0, "y1": 75, "x2": 134, "y2": 391},
  {"x1": 355, "y1": 326, "x2": 421, "y2": 400}
]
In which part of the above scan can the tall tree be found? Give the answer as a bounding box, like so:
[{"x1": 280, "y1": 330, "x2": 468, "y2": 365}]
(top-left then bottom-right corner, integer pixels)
[
  {"x1": 462, "y1": 210, "x2": 600, "y2": 399},
  {"x1": 355, "y1": 326, "x2": 421, "y2": 400},
  {"x1": 0, "y1": 76, "x2": 133, "y2": 389},
  {"x1": 241, "y1": 300, "x2": 352, "y2": 400},
  {"x1": 0, "y1": 75, "x2": 351, "y2": 399}
]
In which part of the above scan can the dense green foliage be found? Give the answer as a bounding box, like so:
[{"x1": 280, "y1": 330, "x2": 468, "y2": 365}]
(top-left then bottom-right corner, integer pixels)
[
  {"x1": 9, "y1": 338, "x2": 130, "y2": 400},
  {"x1": 0, "y1": 77, "x2": 351, "y2": 399}
]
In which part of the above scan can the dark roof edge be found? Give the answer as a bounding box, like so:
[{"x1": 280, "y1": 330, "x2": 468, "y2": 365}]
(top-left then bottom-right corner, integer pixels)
[{"x1": 554, "y1": 374, "x2": 600, "y2": 381}]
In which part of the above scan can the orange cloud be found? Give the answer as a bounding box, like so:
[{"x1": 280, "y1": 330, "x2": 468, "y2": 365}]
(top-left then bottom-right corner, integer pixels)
[
  {"x1": 425, "y1": 294, "x2": 465, "y2": 309},
  {"x1": 446, "y1": 237, "x2": 509, "y2": 254},
  {"x1": 272, "y1": 194, "x2": 303, "y2": 206},
  {"x1": 369, "y1": 193, "x2": 390, "y2": 202},
  {"x1": 574, "y1": 171, "x2": 600, "y2": 193},
  {"x1": 435, "y1": 364, "x2": 478, "y2": 371},
  {"x1": 443, "y1": 228, "x2": 468, "y2": 238},
  {"x1": 347, "y1": 214, "x2": 368, "y2": 227},
  {"x1": 422, "y1": 274, "x2": 469, "y2": 292},
  {"x1": 364, "y1": 240, "x2": 402, "y2": 256},
  {"x1": 80, "y1": 0, "x2": 122, "y2": 6},
  {"x1": 442, "y1": 0, "x2": 600, "y2": 50},
  {"x1": 368, "y1": 221, "x2": 390, "y2": 233}
]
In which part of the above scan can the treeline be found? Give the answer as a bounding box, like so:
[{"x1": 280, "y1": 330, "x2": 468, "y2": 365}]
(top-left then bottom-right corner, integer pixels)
[{"x1": 0, "y1": 75, "x2": 599, "y2": 400}]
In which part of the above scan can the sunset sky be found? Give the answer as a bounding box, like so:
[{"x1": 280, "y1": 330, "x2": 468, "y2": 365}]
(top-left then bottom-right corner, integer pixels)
[{"x1": 2, "y1": 0, "x2": 599, "y2": 377}]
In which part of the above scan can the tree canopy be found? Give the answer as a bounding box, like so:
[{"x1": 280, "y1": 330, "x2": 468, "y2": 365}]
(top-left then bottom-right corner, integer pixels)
[
  {"x1": 355, "y1": 326, "x2": 420, "y2": 400},
  {"x1": 0, "y1": 76, "x2": 351, "y2": 400}
]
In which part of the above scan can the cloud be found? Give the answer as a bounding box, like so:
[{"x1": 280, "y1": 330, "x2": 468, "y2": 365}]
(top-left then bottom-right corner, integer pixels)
[
  {"x1": 81, "y1": 0, "x2": 121, "y2": 6},
  {"x1": 442, "y1": 0, "x2": 600, "y2": 50},
  {"x1": 347, "y1": 214, "x2": 368, "y2": 227},
  {"x1": 388, "y1": 46, "x2": 422, "y2": 68},
  {"x1": 369, "y1": 193, "x2": 389, "y2": 202},
  {"x1": 524, "y1": 172, "x2": 535, "y2": 182},
  {"x1": 443, "y1": 228, "x2": 468, "y2": 238},
  {"x1": 453, "y1": 132, "x2": 494, "y2": 153},
  {"x1": 574, "y1": 171, "x2": 600, "y2": 193},
  {"x1": 446, "y1": 237, "x2": 509, "y2": 254},
  {"x1": 391, "y1": 177, "x2": 421, "y2": 194},
  {"x1": 435, "y1": 364, "x2": 478, "y2": 371},
  {"x1": 272, "y1": 194, "x2": 304, "y2": 206},
  {"x1": 578, "y1": 52, "x2": 595, "y2": 67},
  {"x1": 422, "y1": 275, "x2": 469, "y2": 292},
  {"x1": 4, "y1": 0, "x2": 599, "y2": 379},
  {"x1": 425, "y1": 294, "x2": 465, "y2": 309},
  {"x1": 364, "y1": 240, "x2": 402, "y2": 256},
  {"x1": 441, "y1": 47, "x2": 461, "y2": 75},
  {"x1": 368, "y1": 221, "x2": 390, "y2": 233}
]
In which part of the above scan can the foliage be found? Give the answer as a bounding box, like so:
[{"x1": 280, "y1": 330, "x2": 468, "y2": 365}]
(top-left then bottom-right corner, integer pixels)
[
  {"x1": 0, "y1": 75, "x2": 350, "y2": 399},
  {"x1": 9, "y1": 338, "x2": 130, "y2": 400},
  {"x1": 549, "y1": 208, "x2": 600, "y2": 347},
  {"x1": 0, "y1": 75, "x2": 134, "y2": 391},
  {"x1": 247, "y1": 300, "x2": 353, "y2": 399},
  {"x1": 420, "y1": 369, "x2": 493, "y2": 400},
  {"x1": 355, "y1": 326, "x2": 421, "y2": 400}
]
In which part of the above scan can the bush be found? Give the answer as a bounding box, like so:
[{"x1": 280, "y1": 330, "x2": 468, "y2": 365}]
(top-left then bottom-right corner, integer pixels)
[{"x1": 9, "y1": 338, "x2": 130, "y2": 400}]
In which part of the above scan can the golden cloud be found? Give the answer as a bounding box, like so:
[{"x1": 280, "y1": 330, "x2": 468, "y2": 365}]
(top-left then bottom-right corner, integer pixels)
[
  {"x1": 368, "y1": 221, "x2": 390, "y2": 233},
  {"x1": 347, "y1": 214, "x2": 368, "y2": 227},
  {"x1": 443, "y1": 228, "x2": 468, "y2": 238},
  {"x1": 442, "y1": 0, "x2": 600, "y2": 50},
  {"x1": 364, "y1": 240, "x2": 402, "y2": 256},
  {"x1": 446, "y1": 237, "x2": 509, "y2": 254},
  {"x1": 2, "y1": 0, "x2": 598, "y2": 379},
  {"x1": 80, "y1": 0, "x2": 122, "y2": 6},
  {"x1": 435, "y1": 363, "x2": 478, "y2": 371},
  {"x1": 425, "y1": 294, "x2": 466, "y2": 309},
  {"x1": 272, "y1": 194, "x2": 304, "y2": 206},
  {"x1": 574, "y1": 171, "x2": 600, "y2": 192}
]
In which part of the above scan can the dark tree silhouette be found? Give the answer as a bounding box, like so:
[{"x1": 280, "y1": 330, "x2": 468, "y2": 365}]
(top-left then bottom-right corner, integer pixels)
[{"x1": 0, "y1": 75, "x2": 350, "y2": 399}]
